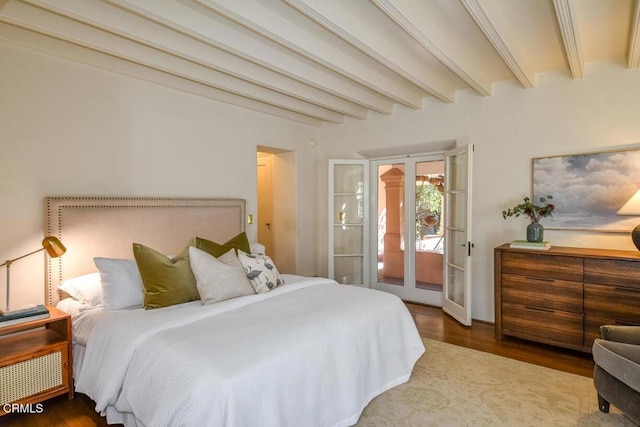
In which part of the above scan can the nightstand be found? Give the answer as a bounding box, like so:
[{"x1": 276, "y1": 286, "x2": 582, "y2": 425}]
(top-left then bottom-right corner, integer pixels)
[{"x1": 0, "y1": 306, "x2": 73, "y2": 416}]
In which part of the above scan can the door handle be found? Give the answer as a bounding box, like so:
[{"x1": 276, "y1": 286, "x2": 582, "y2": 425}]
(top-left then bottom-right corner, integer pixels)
[
  {"x1": 265, "y1": 222, "x2": 271, "y2": 230},
  {"x1": 461, "y1": 242, "x2": 475, "y2": 256}
]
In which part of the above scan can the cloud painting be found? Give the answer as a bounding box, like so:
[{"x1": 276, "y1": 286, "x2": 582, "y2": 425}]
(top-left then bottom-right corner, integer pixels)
[{"x1": 533, "y1": 148, "x2": 640, "y2": 231}]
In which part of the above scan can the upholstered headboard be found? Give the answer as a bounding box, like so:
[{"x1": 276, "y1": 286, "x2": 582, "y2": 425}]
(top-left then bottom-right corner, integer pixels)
[{"x1": 45, "y1": 197, "x2": 246, "y2": 305}]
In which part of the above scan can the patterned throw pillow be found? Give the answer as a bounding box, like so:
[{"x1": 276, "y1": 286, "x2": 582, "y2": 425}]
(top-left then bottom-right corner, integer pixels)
[{"x1": 237, "y1": 250, "x2": 284, "y2": 293}]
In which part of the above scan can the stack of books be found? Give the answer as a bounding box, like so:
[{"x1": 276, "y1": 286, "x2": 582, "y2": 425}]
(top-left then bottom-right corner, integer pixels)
[
  {"x1": 509, "y1": 240, "x2": 551, "y2": 250},
  {"x1": 0, "y1": 304, "x2": 50, "y2": 327}
]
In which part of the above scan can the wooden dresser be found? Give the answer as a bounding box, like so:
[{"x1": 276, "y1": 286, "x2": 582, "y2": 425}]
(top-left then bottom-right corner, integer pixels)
[{"x1": 494, "y1": 244, "x2": 640, "y2": 353}]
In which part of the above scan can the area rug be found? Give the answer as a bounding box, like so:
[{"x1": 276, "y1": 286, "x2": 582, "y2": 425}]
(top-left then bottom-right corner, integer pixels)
[{"x1": 356, "y1": 339, "x2": 634, "y2": 426}]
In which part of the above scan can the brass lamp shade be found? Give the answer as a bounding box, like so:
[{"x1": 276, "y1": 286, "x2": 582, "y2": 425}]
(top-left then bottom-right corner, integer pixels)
[{"x1": 42, "y1": 236, "x2": 66, "y2": 258}]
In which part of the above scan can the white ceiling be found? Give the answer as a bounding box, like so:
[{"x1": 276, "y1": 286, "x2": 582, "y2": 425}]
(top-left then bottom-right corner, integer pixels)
[{"x1": 1, "y1": 0, "x2": 637, "y2": 127}]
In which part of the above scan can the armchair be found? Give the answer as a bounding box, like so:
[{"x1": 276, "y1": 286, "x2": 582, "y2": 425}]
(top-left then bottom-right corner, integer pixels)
[{"x1": 592, "y1": 325, "x2": 640, "y2": 424}]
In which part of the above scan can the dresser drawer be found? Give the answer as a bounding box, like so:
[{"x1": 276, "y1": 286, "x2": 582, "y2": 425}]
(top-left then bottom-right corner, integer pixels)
[
  {"x1": 501, "y1": 252, "x2": 583, "y2": 282},
  {"x1": 502, "y1": 302, "x2": 583, "y2": 346},
  {"x1": 502, "y1": 273, "x2": 582, "y2": 313},
  {"x1": 584, "y1": 259, "x2": 640, "y2": 289},
  {"x1": 583, "y1": 315, "x2": 640, "y2": 348},
  {"x1": 584, "y1": 283, "x2": 640, "y2": 323}
]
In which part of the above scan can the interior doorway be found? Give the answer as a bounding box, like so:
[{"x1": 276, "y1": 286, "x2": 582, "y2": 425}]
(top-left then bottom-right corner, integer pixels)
[
  {"x1": 256, "y1": 148, "x2": 297, "y2": 274},
  {"x1": 257, "y1": 153, "x2": 274, "y2": 258}
]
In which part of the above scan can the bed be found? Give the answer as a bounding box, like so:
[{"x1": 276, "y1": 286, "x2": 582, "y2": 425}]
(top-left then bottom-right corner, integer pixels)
[{"x1": 45, "y1": 196, "x2": 425, "y2": 427}]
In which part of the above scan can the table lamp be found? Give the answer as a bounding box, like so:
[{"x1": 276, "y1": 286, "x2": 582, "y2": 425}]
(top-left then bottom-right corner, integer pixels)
[
  {"x1": 617, "y1": 189, "x2": 640, "y2": 251},
  {"x1": 0, "y1": 236, "x2": 66, "y2": 316}
]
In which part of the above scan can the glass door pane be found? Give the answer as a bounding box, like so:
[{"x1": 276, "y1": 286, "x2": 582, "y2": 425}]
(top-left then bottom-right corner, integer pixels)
[
  {"x1": 329, "y1": 160, "x2": 368, "y2": 286},
  {"x1": 415, "y1": 161, "x2": 444, "y2": 292},
  {"x1": 371, "y1": 156, "x2": 445, "y2": 306},
  {"x1": 376, "y1": 163, "x2": 405, "y2": 286}
]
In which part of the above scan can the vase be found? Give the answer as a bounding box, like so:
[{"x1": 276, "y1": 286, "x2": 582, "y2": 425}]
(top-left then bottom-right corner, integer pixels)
[{"x1": 526, "y1": 221, "x2": 544, "y2": 242}]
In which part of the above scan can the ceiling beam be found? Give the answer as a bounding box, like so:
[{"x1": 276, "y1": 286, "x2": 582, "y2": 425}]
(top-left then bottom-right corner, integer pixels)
[
  {"x1": 24, "y1": 0, "x2": 368, "y2": 120},
  {"x1": 195, "y1": 0, "x2": 425, "y2": 109},
  {"x1": 628, "y1": 0, "x2": 640, "y2": 68},
  {"x1": 461, "y1": 0, "x2": 535, "y2": 89},
  {"x1": 552, "y1": 0, "x2": 584, "y2": 79},
  {"x1": 0, "y1": 23, "x2": 322, "y2": 126},
  {"x1": 285, "y1": 0, "x2": 458, "y2": 103},
  {"x1": 372, "y1": 0, "x2": 491, "y2": 96},
  {"x1": 108, "y1": 0, "x2": 394, "y2": 115},
  {"x1": 0, "y1": 1, "x2": 345, "y2": 123}
]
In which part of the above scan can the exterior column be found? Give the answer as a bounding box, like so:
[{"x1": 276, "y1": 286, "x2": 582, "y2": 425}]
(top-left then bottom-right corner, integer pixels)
[{"x1": 380, "y1": 167, "x2": 404, "y2": 279}]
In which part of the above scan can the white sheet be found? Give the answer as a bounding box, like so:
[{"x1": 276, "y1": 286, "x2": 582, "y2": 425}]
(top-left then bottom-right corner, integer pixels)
[
  {"x1": 56, "y1": 298, "x2": 102, "y2": 346},
  {"x1": 75, "y1": 276, "x2": 425, "y2": 426}
]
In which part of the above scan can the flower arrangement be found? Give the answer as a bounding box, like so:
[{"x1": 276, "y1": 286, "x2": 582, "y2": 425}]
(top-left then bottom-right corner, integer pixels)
[{"x1": 502, "y1": 195, "x2": 555, "y2": 223}]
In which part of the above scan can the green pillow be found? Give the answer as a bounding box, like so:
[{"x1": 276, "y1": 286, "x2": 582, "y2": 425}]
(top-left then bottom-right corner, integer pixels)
[
  {"x1": 133, "y1": 242, "x2": 200, "y2": 309},
  {"x1": 195, "y1": 232, "x2": 251, "y2": 258}
]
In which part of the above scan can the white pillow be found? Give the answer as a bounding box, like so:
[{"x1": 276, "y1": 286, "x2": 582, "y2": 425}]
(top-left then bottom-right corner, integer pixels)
[
  {"x1": 189, "y1": 247, "x2": 255, "y2": 305},
  {"x1": 57, "y1": 272, "x2": 103, "y2": 306},
  {"x1": 56, "y1": 297, "x2": 94, "y2": 316},
  {"x1": 250, "y1": 242, "x2": 266, "y2": 255},
  {"x1": 94, "y1": 257, "x2": 144, "y2": 310},
  {"x1": 237, "y1": 250, "x2": 284, "y2": 293}
]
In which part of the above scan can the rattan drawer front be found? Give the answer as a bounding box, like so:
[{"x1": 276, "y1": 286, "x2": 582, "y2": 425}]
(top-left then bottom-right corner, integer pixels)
[
  {"x1": 0, "y1": 349, "x2": 63, "y2": 405},
  {"x1": 501, "y1": 273, "x2": 583, "y2": 313}
]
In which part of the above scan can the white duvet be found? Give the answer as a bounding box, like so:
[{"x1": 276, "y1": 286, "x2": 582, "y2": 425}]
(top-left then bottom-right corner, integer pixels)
[{"x1": 75, "y1": 275, "x2": 425, "y2": 427}]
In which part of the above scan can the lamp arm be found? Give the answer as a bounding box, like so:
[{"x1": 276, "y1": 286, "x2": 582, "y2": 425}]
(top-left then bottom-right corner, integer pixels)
[
  {"x1": 0, "y1": 247, "x2": 46, "y2": 269},
  {"x1": 1, "y1": 248, "x2": 46, "y2": 312}
]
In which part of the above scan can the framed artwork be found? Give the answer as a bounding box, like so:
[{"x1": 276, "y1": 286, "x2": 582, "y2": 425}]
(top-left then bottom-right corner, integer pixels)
[{"x1": 532, "y1": 147, "x2": 640, "y2": 231}]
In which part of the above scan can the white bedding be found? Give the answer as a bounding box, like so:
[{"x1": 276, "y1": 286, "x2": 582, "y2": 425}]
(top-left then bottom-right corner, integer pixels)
[{"x1": 73, "y1": 275, "x2": 425, "y2": 426}]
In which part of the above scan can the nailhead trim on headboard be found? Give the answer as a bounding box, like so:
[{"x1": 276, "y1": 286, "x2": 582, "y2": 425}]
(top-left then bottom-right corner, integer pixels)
[{"x1": 44, "y1": 196, "x2": 246, "y2": 305}]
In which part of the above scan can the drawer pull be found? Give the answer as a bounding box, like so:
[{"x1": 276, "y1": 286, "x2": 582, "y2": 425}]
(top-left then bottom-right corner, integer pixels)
[
  {"x1": 525, "y1": 276, "x2": 555, "y2": 283},
  {"x1": 525, "y1": 306, "x2": 555, "y2": 313}
]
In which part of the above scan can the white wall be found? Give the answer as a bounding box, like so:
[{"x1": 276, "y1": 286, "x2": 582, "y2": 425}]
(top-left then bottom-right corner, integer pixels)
[
  {"x1": 0, "y1": 40, "x2": 319, "y2": 308},
  {"x1": 320, "y1": 58, "x2": 640, "y2": 322},
  {"x1": 5, "y1": 38, "x2": 639, "y2": 322}
]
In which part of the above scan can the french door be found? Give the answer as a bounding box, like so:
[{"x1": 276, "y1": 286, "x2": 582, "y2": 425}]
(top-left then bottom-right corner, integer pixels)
[
  {"x1": 328, "y1": 160, "x2": 369, "y2": 286},
  {"x1": 370, "y1": 154, "x2": 445, "y2": 306},
  {"x1": 442, "y1": 144, "x2": 474, "y2": 325},
  {"x1": 329, "y1": 145, "x2": 473, "y2": 324}
]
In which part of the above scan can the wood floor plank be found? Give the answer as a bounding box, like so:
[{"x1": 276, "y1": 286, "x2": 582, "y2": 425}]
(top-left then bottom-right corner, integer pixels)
[{"x1": 2, "y1": 304, "x2": 595, "y2": 426}]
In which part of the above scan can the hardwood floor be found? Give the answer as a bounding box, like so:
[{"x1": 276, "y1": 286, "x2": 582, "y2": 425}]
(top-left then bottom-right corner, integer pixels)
[
  {"x1": 2, "y1": 303, "x2": 595, "y2": 426},
  {"x1": 406, "y1": 302, "x2": 594, "y2": 378}
]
